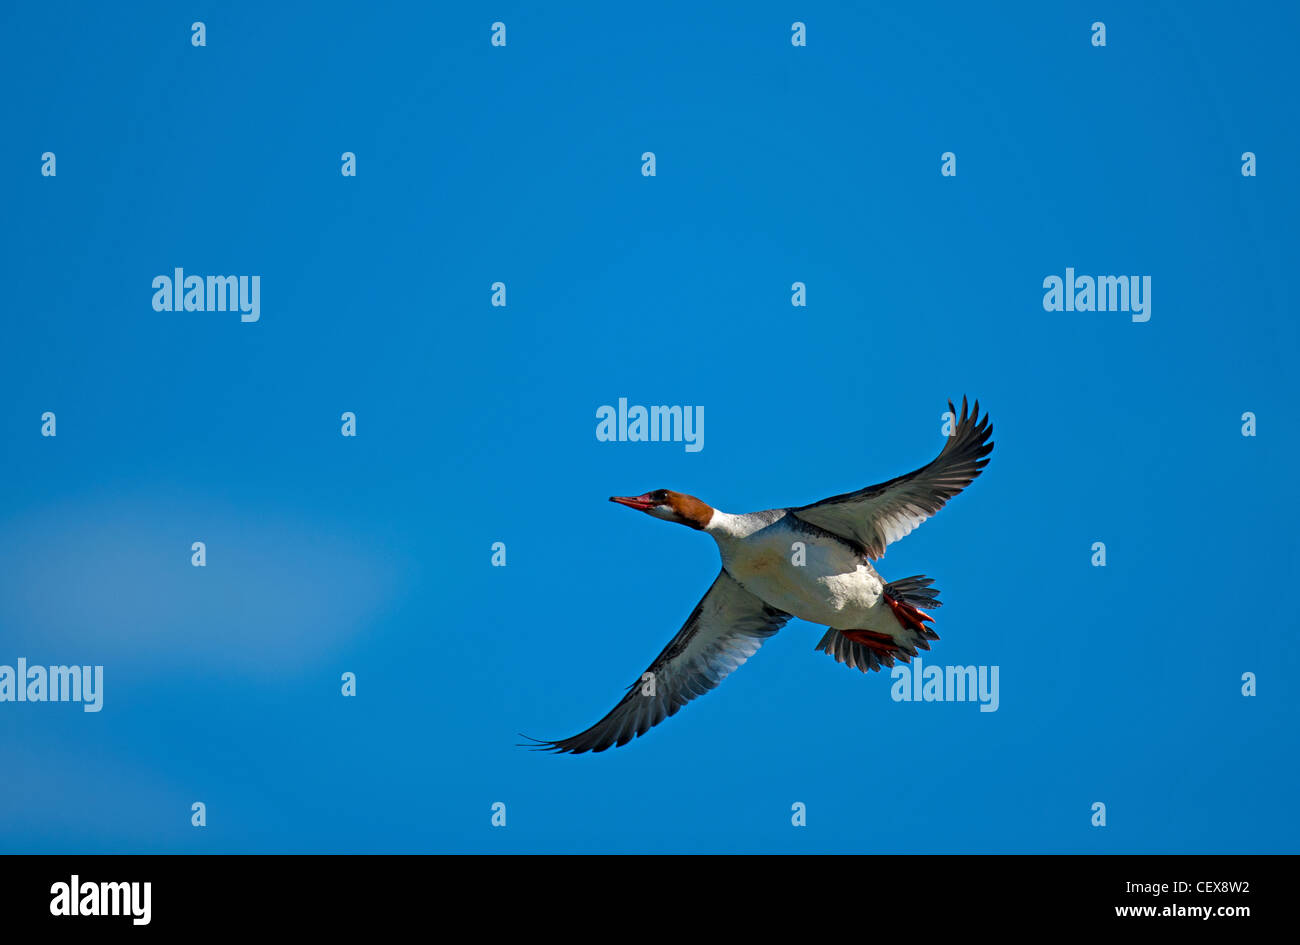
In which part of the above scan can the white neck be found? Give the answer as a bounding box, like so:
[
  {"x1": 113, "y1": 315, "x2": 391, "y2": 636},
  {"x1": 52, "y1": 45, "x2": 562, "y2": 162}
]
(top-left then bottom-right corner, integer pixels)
[{"x1": 703, "y1": 509, "x2": 745, "y2": 539}]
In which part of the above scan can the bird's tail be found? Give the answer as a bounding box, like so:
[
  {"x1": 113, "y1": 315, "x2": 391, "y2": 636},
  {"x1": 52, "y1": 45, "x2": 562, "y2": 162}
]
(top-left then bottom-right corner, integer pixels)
[
  {"x1": 884, "y1": 575, "x2": 941, "y2": 624},
  {"x1": 880, "y1": 574, "x2": 941, "y2": 648},
  {"x1": 814, "y1": 575, "x2": 941, "y2": 673}
]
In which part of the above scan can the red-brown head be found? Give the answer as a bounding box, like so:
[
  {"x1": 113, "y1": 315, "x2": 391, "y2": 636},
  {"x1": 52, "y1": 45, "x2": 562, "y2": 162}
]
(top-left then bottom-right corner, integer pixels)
[{"x1": 609, "y1": 489, "x2": 714, "y2": 530}]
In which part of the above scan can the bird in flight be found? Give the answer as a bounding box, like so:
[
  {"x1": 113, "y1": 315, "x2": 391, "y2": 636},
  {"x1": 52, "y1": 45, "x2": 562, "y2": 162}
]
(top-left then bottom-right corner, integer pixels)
[{"x1": 524, "y1": 397, "x2": 993, "y2": 754}]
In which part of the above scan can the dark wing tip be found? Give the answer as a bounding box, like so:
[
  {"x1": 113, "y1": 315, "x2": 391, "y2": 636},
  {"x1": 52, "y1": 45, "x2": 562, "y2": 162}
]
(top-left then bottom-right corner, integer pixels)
[
  {"x1": 517, "y1": 729, "x2": 625, "y2": 754},
  {"x1": 945, "y1": 397, "x2": 994, "y2": 447},
  {"x1": 516, "y1": 732, "x2": 580, "y2": 754},
  {"x1": 948, "y1": 396, "x2": 986, "y2": 431}
]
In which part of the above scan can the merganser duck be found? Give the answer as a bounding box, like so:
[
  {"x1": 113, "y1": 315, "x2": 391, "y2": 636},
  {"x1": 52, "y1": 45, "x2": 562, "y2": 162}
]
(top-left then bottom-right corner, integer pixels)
[{"x1": 525, "y1": 397, "x2": 993, "y2": 754}]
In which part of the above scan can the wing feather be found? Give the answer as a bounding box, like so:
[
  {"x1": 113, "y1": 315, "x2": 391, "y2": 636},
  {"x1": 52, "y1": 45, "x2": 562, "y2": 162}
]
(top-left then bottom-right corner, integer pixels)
[
  {"x1": 790, "y1": 397, "x2": 993, "y2": 558},
  {"x1": 523, "y1": 571, "x2": 790, "y2": 754}
]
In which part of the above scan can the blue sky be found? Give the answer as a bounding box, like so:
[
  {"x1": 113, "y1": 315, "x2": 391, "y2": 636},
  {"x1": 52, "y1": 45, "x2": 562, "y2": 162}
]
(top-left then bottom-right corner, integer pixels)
[{"x1": 1, "y1": 2, "x2": 1296, "y2": 852}]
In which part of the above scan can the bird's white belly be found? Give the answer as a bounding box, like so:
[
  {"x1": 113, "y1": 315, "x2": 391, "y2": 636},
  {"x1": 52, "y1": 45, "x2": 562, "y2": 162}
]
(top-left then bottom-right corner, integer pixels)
[{"x1": 720, "y1": 527, "x2": 886, "y2": 629}]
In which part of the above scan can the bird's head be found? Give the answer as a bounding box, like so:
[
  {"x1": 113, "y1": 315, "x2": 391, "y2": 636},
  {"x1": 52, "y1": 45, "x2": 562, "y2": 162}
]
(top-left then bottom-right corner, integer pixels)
[{"x1": 609, "y1": 489, "x2": 714, "y2": 530}]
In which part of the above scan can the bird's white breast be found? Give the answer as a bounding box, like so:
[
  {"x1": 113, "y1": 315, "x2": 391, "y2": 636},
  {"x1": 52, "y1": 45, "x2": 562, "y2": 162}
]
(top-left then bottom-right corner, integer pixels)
[{"x1": 706, "y1": 511, "x2": 885, "y2": 629}]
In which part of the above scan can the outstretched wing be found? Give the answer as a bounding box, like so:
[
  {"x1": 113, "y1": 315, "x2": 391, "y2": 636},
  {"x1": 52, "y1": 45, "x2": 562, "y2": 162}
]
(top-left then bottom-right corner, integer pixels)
[
  {"x1": 790, "y1": 397, "x2": 993, "y2": 559},
  {"x1": 523, "y1": 570, "x2": 790, "y2": 754}
]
